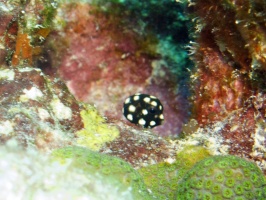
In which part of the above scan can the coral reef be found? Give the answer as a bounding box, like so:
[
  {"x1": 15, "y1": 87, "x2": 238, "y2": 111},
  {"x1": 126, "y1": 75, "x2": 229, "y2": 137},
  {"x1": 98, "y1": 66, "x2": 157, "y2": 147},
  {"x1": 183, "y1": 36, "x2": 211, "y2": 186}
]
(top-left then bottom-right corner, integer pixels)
[
  {"x1": 52, "y1": 146, "x2": 153, "y2": 199},
  {"x1": 0, "y1": 63, "x2": 121, "y2": 152},
  {"x1": 176, "y1": 155, "x2": 266, "y2": 200},
  {"x1": 0, "y1": 141, "x2": 134, "y2": 200},
  {"x1": 0, "y1": 1, "x2": 121, "y2": 152},
  {"x1": 0, "y1": 0, "x2": 265, "y2": 199},
  {"x1": 186, "y1": 0, "x2": 266, "y2": 171},
  {"x1": 0, "y1": 0, "x2": 188, "y2": 175}
]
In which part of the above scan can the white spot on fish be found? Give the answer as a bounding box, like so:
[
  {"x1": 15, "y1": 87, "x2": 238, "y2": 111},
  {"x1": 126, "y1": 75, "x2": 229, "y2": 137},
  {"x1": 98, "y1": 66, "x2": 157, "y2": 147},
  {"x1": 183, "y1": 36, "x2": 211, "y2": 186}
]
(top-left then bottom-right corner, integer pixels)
[
  {"x1": 151, "y1": 101, "x2": 157, "y2": 106},
  {"x1": 138, "y1": 118, "x2": 146, "y2": 125},
  {"x1": 128, "y1": 105, "x2": 136, "y2": 112},
  {"x1": 125, "y1": 98, "x2": 131, "y2": 104},
  {"x1": 144, "y1": 97, "x2": 151, "y2": 103},
  {"x1": 127, "y1": 114, "x2": 133, "y2": 121},
  {"x1": 142, "y1": 109, "x2": 148, "y2": 115},
  {"x1": 133, "y1": 95, "x2": 140, "y2": 101},
  {"x1": 150, "y1": 121, "x2": 156, "y2": 126}
]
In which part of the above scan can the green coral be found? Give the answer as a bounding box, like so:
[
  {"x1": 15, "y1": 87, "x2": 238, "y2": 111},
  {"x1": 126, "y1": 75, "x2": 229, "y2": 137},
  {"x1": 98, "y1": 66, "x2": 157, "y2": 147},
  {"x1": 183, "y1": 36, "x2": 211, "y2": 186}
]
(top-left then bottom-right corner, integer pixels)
[
  {"x1": 138, "y1": 146, "x2": 210, "y2": 199},
  {"x1": 176, "y1": 155, "x2": 266, "y2": 200},
  {"x1": 52, "y1": 146, "x2": 152, "y2": 200},
  {"x1": 0, "y1": 142, "x2": 135, "y2": 199},
  {"x1": 76, "y1": 106, "x2": 120, "y2": 151},
  {"x1": 139, "y1": 161, "x2": 185, "y2": 199}
]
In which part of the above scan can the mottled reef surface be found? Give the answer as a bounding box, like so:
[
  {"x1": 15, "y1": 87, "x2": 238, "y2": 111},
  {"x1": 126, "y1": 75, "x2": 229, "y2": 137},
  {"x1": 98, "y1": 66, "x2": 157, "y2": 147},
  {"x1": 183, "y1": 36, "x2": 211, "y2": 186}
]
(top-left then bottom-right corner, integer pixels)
[{"x1": 0, "y1": 0, "x2": 266, "y2": 199}]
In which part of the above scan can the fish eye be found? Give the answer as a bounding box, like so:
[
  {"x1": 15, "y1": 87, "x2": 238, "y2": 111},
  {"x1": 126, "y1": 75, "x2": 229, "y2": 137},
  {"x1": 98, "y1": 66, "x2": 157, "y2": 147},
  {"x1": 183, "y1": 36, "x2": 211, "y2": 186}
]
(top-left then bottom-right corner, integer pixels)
[{"x1": 149, "y1": 107, "x2": 157, "y2": 113}]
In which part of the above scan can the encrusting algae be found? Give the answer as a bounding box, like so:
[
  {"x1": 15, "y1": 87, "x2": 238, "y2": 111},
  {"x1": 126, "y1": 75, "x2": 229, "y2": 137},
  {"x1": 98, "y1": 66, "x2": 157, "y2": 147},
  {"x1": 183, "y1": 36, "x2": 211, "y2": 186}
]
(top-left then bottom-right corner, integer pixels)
[{"x1": 76, "y1": 106, "x2": 120, "y2": 151}]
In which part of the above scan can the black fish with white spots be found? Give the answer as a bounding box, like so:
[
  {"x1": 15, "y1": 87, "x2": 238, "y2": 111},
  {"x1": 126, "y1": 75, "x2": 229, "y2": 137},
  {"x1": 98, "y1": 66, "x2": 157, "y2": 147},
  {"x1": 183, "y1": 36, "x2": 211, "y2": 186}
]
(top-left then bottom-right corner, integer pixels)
[{"x1": 123, "y1": 93, "x2": 164, "y2": 128}]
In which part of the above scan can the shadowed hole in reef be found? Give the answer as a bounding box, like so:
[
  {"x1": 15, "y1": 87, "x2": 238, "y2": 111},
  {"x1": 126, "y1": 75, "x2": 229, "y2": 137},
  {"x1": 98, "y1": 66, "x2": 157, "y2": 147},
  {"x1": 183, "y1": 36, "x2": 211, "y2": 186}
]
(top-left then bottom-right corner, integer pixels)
[
  {"x1": 34, "y1": 50, "x2": 57, "y2": 76},
  {"x1": 108, "y1": 0, "x2": 194, "y2": 113},
  {"x1": 250, "y1": 69, "x2": 266, "y2": 92}
]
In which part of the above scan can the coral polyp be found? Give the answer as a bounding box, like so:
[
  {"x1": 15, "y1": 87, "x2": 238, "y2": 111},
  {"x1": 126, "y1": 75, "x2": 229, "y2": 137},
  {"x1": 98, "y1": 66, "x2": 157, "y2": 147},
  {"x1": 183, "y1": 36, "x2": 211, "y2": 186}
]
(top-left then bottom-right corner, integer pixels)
[
  {"x1": 52, "y1": 146, "x2": 153, "y2": 200},
  {"x1": 176, "y1": 155, "x2": 266, "y2": 200}
]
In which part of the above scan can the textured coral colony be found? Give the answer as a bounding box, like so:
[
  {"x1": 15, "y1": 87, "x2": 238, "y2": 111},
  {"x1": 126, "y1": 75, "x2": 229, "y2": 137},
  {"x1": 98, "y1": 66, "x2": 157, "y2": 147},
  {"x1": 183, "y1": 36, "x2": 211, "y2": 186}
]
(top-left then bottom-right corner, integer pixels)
[{"x1": 0, "y1": 0, "x2": 266, "y2": 199}]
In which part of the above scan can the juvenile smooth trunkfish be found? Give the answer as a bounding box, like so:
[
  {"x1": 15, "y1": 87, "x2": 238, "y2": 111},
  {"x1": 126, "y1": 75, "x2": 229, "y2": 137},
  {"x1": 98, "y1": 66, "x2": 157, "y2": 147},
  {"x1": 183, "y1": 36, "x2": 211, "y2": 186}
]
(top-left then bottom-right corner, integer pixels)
[{"x1": 123, "y1": 93, "x2": 164, "y2": 128}]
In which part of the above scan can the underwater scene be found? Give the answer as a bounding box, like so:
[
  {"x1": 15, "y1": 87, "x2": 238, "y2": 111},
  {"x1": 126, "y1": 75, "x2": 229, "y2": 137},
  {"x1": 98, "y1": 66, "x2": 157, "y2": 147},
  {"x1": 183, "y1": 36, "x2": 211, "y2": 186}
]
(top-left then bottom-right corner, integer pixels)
[{"x1": 0, "y1": 0, "x2": 266, "y2": 199}]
